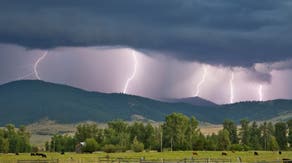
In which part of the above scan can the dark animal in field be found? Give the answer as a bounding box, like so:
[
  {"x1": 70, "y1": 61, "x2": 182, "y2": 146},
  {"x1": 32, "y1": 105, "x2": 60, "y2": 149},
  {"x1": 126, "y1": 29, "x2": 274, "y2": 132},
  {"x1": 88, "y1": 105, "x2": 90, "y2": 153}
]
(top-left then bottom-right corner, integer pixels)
[
  {"x1": 15, "y1": 153, "x2": 19, "y2": 155},
  {"x1": 254, "y1": 151, "x2": 259, "y2": 156},
  {"x1": 34, "y1": 153, "x2": 47, "y2": 158},
  {"x1": 41, "y1": 154, "x2": 47, "y2": 158},
  {"x1": 221, "y1": 152, "x2": 227, "y2": 156},
  {"x1": 192, "y1": 152, "x2": 198, "y2": 155},
  {"x1": 283, "y1": 159, "x2": 292, "y2": 163},
  {"x1": 279, "y1": 151, "x2": 282, "y2": 155}
]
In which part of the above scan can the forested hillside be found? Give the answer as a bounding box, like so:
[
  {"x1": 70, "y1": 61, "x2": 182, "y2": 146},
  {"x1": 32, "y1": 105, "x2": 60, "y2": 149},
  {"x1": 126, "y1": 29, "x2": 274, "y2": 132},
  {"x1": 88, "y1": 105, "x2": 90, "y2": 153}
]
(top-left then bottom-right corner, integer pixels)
[{"x1": 1, "y1": 80, "x2": 292, "y2": 125}]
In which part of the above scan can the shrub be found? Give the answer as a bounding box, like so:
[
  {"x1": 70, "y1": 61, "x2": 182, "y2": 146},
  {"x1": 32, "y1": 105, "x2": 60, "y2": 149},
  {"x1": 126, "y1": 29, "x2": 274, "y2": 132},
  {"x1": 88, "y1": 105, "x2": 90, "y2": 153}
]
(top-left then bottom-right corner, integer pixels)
[
  {"x1": 229, "y1": 144, "x2": 245, "y2": 151},
  {"x1": 82, "y1": 138, "x2": 98, "y2": 153},
  {"x1": 103, "y1": 144, "x2": 117, "y2": 153},
  {"x1": 115, "y1": 145, "x2": 127, "y2": 152},
  {"x1": 131, "y1": 137, "x2": 144, "y2": 152}
]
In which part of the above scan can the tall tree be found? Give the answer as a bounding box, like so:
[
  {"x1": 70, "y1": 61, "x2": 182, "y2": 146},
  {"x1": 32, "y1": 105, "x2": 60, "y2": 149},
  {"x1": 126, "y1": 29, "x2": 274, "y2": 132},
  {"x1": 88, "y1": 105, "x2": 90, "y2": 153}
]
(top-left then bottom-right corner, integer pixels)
[
  {"x1": 223, "y1": 119, "x2": 238, "y2": 144},
  {"x1": 217, "y1": 129, "x2": 231, "y2": 150},
  {"x1": 128, "y1": 122, "x2": 145, "y2": 143},
  {"x1": 163, "y1": 113, "x2": 192, "y2": 150},
  {"x1": 275, "y1": 122, "x2": 288, "y2": 150},
  {"x1": 239, "y1": 119, "x2": 250, "y2": 147},
  {"x1": 267, "y1": 135, "x2": 279, "y2": 151},
  {"x1": 0, "y1": 137, "x2": 9, "y2": 153},
  {"x1": 75, "y1": 123, "x2": 99, "y2": 142},
  {"x1": 259, "y1": 121, "x2": 275, "y2": 150},
  {"x1": 144, "y1": 123, "x2": 155, "y2": 150},
  {"x1": 193, "y1": 133, "x2": 206, "y2": 150},
  {"x1": 249, "y1": 121, "x2": 261, "y2": 149},
  {"x1": 187, "y1": 116, "x2": 199, "y2": 150},
  {"x1": 287, "y1": 119, "x2": 292, "y2": 147},
  {"x1": 205, "y1": 134, "x2": 217, "y2": 151},
  {"x1": 102, "y1": 120, "x2": 130, "y2": 149}
]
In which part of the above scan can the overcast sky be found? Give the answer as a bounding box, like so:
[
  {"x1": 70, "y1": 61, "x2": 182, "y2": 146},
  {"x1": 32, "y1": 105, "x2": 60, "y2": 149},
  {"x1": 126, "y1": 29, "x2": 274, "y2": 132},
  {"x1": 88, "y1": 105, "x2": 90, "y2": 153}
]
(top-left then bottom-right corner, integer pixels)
[{"x1": 1, "y1": 0, "x2": 292, "y2": 104}]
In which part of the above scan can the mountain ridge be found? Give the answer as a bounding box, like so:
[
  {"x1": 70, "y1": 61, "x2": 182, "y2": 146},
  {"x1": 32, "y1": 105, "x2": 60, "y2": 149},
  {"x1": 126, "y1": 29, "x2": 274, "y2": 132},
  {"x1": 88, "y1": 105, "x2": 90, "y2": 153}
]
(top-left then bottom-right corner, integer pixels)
[
  {"x1": 1, "y1": 80, "x2": 292, "y2": 126},
  {"x1": 160, "y1": 97, "x2": 217, "y2": 106}
]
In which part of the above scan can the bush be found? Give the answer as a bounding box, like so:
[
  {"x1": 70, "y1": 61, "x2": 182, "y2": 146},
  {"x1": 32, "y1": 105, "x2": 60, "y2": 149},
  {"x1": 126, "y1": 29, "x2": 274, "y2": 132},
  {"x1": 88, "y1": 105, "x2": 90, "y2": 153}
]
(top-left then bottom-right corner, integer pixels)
[
  {"x1": 103, "y1": 144, "x2": 117, "y2": 153},
  {"x1": 82, "y1": 138, "x2": 98, "y2": 153},
  {"x1": 242, "y1": 144, "x2": 251, "y2": 151},
  {"x1": 131, "y1": 137, "x2": 144, "y2": 152},
  {"x1": 115, "y1": 145, "x2": 127, "y2": 152}
]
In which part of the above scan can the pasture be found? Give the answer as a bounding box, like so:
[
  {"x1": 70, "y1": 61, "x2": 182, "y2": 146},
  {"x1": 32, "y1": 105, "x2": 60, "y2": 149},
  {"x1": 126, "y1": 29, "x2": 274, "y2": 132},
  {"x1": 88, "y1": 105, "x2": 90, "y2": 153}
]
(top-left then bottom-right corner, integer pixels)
[{"x1": 0, "y1": 151, "x2": 291, "y2": 163}]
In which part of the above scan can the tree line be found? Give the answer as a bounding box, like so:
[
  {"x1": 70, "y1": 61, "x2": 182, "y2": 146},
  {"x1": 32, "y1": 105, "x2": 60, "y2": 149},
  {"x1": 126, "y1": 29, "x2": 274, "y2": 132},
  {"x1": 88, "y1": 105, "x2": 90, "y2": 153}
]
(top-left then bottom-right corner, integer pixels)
[
  {"x1": 46, "y1": 113, "x2": 292, "y2": 153},
  {"x1": 0, "y1": 124, "x2": 31, "y2": 153},
  {"x1": 1, "y1": 113, "x2": 292, "y2": 153}
]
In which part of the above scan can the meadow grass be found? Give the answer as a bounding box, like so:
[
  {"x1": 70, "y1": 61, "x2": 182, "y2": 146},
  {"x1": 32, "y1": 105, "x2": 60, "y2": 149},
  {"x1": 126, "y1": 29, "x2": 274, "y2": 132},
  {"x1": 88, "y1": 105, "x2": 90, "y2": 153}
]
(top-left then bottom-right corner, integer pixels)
[{"x1": 0, "y1": 151, "x2": 291, "y2": 163}]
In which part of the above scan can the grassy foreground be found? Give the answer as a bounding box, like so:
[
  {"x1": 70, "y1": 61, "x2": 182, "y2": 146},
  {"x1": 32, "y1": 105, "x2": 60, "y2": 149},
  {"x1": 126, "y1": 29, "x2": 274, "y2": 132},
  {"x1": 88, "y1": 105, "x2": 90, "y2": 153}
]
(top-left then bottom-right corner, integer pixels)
[{"x1": 0, "y1": 151, "x2": 291, "y2": 162}]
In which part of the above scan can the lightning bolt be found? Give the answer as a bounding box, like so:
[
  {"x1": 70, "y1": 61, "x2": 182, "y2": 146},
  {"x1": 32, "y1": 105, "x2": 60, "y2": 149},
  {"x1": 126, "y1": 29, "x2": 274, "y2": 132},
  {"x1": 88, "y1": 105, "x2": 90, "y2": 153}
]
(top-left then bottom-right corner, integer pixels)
[
  {"x1": 123, "y1": 51, "x2": 138, "y2": 94},
  {"x1": 258, "y1": 84, "x2": 263, "y2": 101},
  {"x1": 195, "y1": 66, "x2": 208, "y2": 97},
  {"x1": 16, "y1": 72, "x2": 34, "y2": 80},
  {"x1": 34, "y1": 51, "x2": 48, "y2": 80},
  {"x1": 229, "y1": 72, "x2": 234, "y2": 103}
]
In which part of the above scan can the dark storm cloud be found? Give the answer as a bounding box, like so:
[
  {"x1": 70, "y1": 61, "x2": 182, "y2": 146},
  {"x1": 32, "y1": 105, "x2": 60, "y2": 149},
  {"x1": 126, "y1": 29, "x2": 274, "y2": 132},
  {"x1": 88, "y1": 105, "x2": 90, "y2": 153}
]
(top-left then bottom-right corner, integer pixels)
[{"x1": 1, "y1": 0, "x2": 292, "y2": 66}]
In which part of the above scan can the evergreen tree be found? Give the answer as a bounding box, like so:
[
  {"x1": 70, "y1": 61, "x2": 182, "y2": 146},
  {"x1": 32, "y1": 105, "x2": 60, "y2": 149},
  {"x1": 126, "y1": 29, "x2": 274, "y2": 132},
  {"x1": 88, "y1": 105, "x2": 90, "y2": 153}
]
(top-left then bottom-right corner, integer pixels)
[
  {"x1": 239, "y1": 119, "x2": 250, "y2": 147},
  {"x1": 223, "y1": 119, "x2": 238, "y2": 144},
  {"x1": 275, "y1": 122, "x2": 288, "y2": 150},
  {"x1": 249, "y1": 121, "x2": 261, "y2": 149}
]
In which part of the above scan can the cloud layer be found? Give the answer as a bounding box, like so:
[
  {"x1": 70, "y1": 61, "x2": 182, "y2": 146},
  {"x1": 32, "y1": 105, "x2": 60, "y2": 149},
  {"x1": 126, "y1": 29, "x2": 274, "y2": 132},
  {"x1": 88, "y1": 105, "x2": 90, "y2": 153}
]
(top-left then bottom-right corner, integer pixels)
[
  {"x1": 1, "y1": 44, "x2": 292, "y2": 104},
  {"x1": 1, "y1": 0, "x2": 292, "y2": 66}
]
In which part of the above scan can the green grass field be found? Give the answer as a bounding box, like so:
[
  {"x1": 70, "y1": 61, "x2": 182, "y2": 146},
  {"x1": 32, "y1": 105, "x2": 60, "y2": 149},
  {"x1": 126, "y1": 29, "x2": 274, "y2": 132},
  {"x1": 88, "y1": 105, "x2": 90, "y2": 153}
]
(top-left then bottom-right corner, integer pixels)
[{"x1": 0, "y1": 151, "x2": 291, "y2": 163}]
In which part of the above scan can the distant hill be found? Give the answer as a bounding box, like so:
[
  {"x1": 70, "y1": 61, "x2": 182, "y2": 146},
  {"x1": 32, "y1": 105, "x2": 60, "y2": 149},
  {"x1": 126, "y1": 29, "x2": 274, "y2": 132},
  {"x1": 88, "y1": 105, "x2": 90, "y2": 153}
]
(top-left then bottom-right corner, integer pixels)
[
  {"x1": 161, "y1": 97, "x2": 217, "y2": 106},
  {"x1": 1, "y1": 80, "x2": 292, "y2": 126}
]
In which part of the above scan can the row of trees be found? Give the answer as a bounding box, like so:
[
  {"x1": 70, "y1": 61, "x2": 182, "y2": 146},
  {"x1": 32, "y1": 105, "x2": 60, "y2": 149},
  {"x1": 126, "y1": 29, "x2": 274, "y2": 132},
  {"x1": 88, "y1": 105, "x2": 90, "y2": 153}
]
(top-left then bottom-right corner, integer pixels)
[
  {"x1": 1, "y1": 113, "x2": 291, "y2": 153},
  {"x1": 0, "y1": 124, "x2": 31, "y2": 153},
  {"x1": 46, "y1": 113, "x2": 292, "y2": 153},
  {"x1": 222, "y1": 119, "x2": 292, "y2": 151}
]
